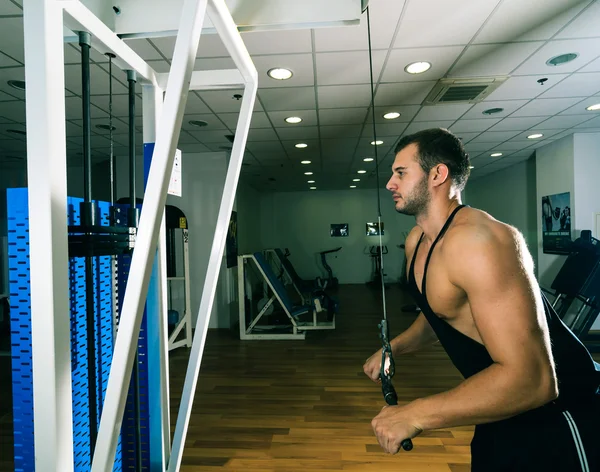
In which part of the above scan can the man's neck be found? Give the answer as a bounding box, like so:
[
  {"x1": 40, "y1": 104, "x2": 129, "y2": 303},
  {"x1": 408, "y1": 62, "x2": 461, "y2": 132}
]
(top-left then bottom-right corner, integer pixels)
[{"x1": 415, "y1": 196, "x2": 462, "y2": 243}]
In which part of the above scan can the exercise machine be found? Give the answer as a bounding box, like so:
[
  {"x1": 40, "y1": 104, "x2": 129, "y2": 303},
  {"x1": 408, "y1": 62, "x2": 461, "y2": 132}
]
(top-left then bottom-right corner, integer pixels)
[
  {"x1": 543, "y1": 230, "x2": 600, "y2": 352},
  {"x1": 366, "y1": 245, "x2": 389, "y2": 289},
  {"x1": 316, "y1": 247, "x2": 342, "y2": 289}
]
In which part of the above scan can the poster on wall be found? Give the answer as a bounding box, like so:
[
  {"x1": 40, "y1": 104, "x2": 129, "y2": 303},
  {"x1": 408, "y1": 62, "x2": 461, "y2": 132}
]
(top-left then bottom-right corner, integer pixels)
[
  {"x1": 366, "y1": 222, "x2": 384, "y2": 236},
  {"x1": 542, "y1": 192, "x2": 571, "y2": 255},
  {"x1": 330, "y1": 223, "x2": 349, "y2": 237},
  {"x1": 226, "y1": 211, "x2": 238, "y2": 268}
]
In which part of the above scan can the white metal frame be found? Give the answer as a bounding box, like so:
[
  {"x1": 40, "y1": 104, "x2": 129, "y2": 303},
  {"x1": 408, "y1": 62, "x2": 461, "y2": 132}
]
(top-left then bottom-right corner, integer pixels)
[
  {"x1": 167, "y1": 228, "x2": 192, "y2": 351},
  {"x1": 238, "y1": 254, "x2": 306, "y2": 341},
  {"x1": 24, "y1": 0, "x2": 257, "y2": 471}
]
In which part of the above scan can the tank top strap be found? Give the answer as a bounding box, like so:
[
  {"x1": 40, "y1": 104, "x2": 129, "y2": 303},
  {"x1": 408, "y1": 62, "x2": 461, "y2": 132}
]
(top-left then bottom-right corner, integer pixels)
[{"x1": 422, "y1": 205, "x2": 468, "y2": 297}]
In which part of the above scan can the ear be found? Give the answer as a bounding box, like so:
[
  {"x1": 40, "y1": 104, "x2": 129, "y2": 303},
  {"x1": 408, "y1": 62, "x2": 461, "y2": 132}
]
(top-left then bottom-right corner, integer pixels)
[{"x1": 430, "y1": 163, "x2": 450, "y2": 187}]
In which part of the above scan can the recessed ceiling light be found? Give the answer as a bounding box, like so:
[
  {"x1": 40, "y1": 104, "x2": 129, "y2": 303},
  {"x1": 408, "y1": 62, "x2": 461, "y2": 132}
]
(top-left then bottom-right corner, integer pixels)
[
  {"x1": 490, "y1": 152, "x2": 503, "y2": 157},
  {"x1": 96, "y1": 124, "x2": 116, "y2": 131},
  {"x1": 482, "y1": 108, "x2": 504, "y2": 115},
  {"x1": 310, "y1": 186, "x2": 317, "y2": 190},
  {"x1": 189, "y1": 120, "x2": 208, "y2": 127},
  {"x1": 295, "y1": 143, "x2": 308, "y2": 148},
  {"x1": 267, "y1": 68, "x2": 293, "y2": 80},
  {"x1": 357, "y1": 170, "x2": 367, "y2": 174},
  {"x1": 469, "y1": 166, "x2": 475, "y2": 169},
  {"x1": 383, "y1": 112, "x2": 400, "y2": 120},
  {"x1": 546, "y1": 53, "x2": 578, "y2": 67},
  {"x1": 304, "y1": 171, "x2": 313, "y2": 175},
  {"x1": 353, "y1": 178, "x2": 360, "y2": 182},
  {"x1": 285, "y1": 116, "x2": 302, "y2": 124},
  {"x1": 586, "y1": 103, "x2": 600, "y2": 111},
  {"x1": 301, "y1": 160, "x2": 311, "y2": 164},
  {"x1": 371, "y1": 140, "x2": 383, "y2": 146},
  {"x1": 527, "y1": 133, "x2": 543, "y2": 139},
  {"x1": 7, "y1": 80, "x2": 26, "y2": 91},
  {"x1": 363, "y1": 157, "x2": 374, "y2": 162},
  {"x1": 307, "y1": 180, "x2": 315, "y2": 183},
  {"x1": 350, "y1": 185, "x2": 357, "y2": 188},
  {"x1": 405, "y1": 61, "x2": 431, "y2": 74}
]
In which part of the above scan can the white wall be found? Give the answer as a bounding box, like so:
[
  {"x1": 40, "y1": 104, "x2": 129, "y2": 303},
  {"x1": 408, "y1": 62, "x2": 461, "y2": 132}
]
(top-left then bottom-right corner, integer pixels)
[
  {"x1": 535, "y1": 134, "x2": 575, "y2": 288},
  {"x1": 464, "y1": 157, "x2": 538, "y2": 272},
  {"x1": 573, "y1": 133, "x2": 600, "y2": 236},
  {"x1": 259, "y1": 188, "x2": 415, "y2": 284}
]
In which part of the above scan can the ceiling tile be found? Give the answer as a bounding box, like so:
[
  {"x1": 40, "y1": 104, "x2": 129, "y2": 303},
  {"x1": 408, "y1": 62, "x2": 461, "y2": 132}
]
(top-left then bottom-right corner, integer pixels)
[
  {"x1": 316, "y1": 50, "x2": 386, "y2": 86},
  {"x1": 181, "y1": 113, "x2": 228, "y2": 131},
  {"x1": 318, "y1": 84, "x2": 373, "y2": 108},
  {"x1": 487, "y1": 116, "x2": 549, "y2": 131},
  {"x1": 464, "y1": 142, "x2": 496, "y2": 152},
  {"x1": 448, "y1": 42, "x2": 543, "y2": 78},
  {"x1": 246, "y1": 141, "x2": 285, "y2": 154},
  {"x1": 470, "y1": 130, "x2": 521, "y2": 142},
  {"x1": 555, "y1": 0, "x2": 600, "y2": 39},
  {"x1": 461, "y1": 100, "x2": 529, "y2": 119},
  {"x1": 510, "y1": 97, "x2": 584, "y2": 117},
  {"x1": 368, "y1": 105, "x2": 421, "y2": 123},
  {"x1": 381, "y1": 47, "x2": 464, "y2": 83},
  {"x1": 0, "y1": 17, "x2": 24, "y2": 63},
  {"x1": 485, "y1": 75, "x2": 569, "y2": 101},
  {"x1": 90, "y1": 94, "x2": 142, "y2": 119},
  {"x1": 269, "y1": 110, "x2": 318, "y2": 128},
  {"x1": 150, "y1": 34, "x2": 228, "y2": 59},
  {"x1": 64, "y1": 64, "x2": 129, "y2": 96},
  {"x1": 186, "y1": 129, "x2": 231, "y2": 143},
  {"x1": 580, "y1": 56, "x2": 600, "y2": 73},
  {"x1": 177, "y1": 131, "x2": 201, "y2": 144},
  {"x1": 178, "y1": 143, "x2": 213, "y2": 153},
  {"x1": 473, "y1": 0, "x2": 588, "y2": 43},
  {"x1": 276, "y1": 126, "x2": 319, "y2": 140},
  {"x1": 252, "y1": 54, "x2": 314, "y2": 88},
  {"x1": 371, "y1": 122, "x2": 409, "y2": 137},
  {"x1": 374, "y1": 82, "x2": 436, "y2": 106},
  {"x1": 320, "y1": 125, "x2": 364, "y2": 139},
  {"x1": 260, "y1": 87, "x2": 316, "y2": 111},
  {"x1": 510, "y1": 128, "x2": 565, "y2": 140},
  {"x1": 200, "y1": 89, "x2": 261, "y2": 113},
  {"x1": 512, "y1": 38, "x2": 600, "y2": 76},
  {"x1": 314, "y1": 0, "x2": 406, "y2": 51},
  {"x1": 559, "y1": 97, "x2": 600, "y2": 115},
  {"x1": 219, "y1": 111, "x2": 271, "y2": 129},
  {"x1": 574, "y1": 116, "x2": 600, "y2": 128},
  {"x1": 247, "y1": 128, "x2": 279, "y2": 141},
  {"x1": 404, "y1": 120, "x2": 455, "y2": 135},
  {"x1": 395, "y1": 0, "x2": 500, "y2": 48},
  {"x1": 539, "y1": 72, "x2": 600, "y2": 99},
  {"x1": 240, "y1": 30, "x2": 313, "y2": 55},
  {"x1": 65, "y1": 96, "x2": 114, "y2": 121},
  {"x1": 0, "y1": 51, "x2": 22, "y2": 68},
  {"x1": 455, "y1": 132, "x2": 481, "y2": 142},
  {"x1": 413, "y1": 103, "x2": 473, "y2": 122},
  {"x1": 535, "y1": 114, "x2": 596, "y2": 129},
  {"x1": 0, "y1": 100, "x2": 25, "y2": 122},
  {"x1": 281, "y1": 139, "x2": 320, "y2": 153},
  {"x1": 321, "y1": 138, "x2": 359, "y2": 156},
  {"x1": 450, "y1": 119, "x2": 500, "y2": 132},
  {"x1": 319, "y1": 108, "x2": 368, "y2": 125},
  {"x1": 194, "y1": 56, "x2": 237, "y2": 71},
  {"x1": 122, "y1": 38, "x2": 164, "y2": 61},
  {"x1": 490, "y1": 140, "x2": 535, "y2": 151}
]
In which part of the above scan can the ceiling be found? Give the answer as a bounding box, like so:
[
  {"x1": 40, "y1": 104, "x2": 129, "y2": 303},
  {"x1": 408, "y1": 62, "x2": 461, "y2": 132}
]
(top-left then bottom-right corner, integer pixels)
[{"x1": 1, "y1": 0, "x2": 600, "y2": 193}]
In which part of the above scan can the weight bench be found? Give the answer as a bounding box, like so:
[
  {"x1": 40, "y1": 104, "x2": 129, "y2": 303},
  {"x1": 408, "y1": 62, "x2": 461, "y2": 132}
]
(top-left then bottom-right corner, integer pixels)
[{"x1": 237, "y1": 252, "x2": 335, "y2": 340}]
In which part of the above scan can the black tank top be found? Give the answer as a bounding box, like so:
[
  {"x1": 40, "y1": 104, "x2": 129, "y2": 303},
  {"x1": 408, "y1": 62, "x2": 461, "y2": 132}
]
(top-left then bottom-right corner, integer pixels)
[{"x1": 408, "y1": 205, "x2": 600, "y2": 409}]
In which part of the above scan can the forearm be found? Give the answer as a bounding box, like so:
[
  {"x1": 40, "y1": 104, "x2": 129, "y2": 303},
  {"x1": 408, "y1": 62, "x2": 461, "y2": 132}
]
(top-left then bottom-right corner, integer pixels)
[
  {"x1": 408, "y1": 363, "x2": 556, "y2": 431},
  {"x1": 391, "y1": 313, "x2": 438, "y2": 356}
]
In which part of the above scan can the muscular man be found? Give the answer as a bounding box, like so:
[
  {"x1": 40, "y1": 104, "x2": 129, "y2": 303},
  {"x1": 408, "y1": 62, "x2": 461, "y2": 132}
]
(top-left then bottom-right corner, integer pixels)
[{"x1": 363, "y1": 128, "x2": 600, "y2": 471}]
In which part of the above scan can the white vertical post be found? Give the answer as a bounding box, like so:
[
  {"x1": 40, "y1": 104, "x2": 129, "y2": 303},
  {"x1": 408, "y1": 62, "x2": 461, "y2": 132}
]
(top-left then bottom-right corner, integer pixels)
[
  {"x1": 168, "y1": 83, "x2": 257, "y2": 472},
  {"x1": 183, "y1": 229, "x2": 192, "y2": 347},
  {"x1": 91, "y1": 0, "x2": 209, "y2": 468},
  {"x1": 142, "y1": 83, "x2": 171, "y2": 468},
  {"x1": 23, "y1": 1, "x2": 74, "y2": 471}
]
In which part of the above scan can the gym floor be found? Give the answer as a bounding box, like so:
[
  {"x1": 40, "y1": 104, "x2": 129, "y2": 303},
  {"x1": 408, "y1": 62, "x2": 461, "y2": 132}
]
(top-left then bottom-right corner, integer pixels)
[{"x1": 1, "y1": 284, "x2": 598, "y2": 471}]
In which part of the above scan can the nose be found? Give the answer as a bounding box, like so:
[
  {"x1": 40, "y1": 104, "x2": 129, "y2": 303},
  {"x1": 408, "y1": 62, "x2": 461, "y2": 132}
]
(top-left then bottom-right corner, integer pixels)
[{"x1": 386, "y1": 175, "x2": 395, "y2": 192}]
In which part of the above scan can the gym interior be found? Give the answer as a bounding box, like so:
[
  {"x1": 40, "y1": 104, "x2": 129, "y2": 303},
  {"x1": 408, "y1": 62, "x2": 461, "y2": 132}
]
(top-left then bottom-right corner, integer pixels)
[{"x1": 1, "y1": 0, "x2": 600, "y2": 471}]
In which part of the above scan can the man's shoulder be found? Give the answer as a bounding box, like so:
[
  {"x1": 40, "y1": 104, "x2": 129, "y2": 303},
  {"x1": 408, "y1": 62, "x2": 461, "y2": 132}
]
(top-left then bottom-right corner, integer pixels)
[{"x1": 444, "y1": 208, "x2": 521, "y2": 256}]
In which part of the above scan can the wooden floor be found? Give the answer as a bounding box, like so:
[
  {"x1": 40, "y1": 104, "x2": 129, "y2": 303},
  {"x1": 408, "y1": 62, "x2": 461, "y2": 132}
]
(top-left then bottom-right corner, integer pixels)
[
  {"x1": 168, "y1": 284, "x2": 473, "y2": 472},
  {"x1": 1, "y1": 283, "x2": 598, "y2": 471}
]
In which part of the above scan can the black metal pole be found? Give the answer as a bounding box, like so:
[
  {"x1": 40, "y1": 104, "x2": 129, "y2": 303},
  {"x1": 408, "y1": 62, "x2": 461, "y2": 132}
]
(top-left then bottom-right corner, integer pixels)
[
  {"x1": 79, "y1": 30, "x2": 98, "y2": 455},
  {"x1": 126, "y1": 69, "x2": 142, "y2": 471},
  {"x1": 107, "y1": 53, "x2": 117, "y2": 214},
  {"x1": 127, "y1": 70, "x2": 139, "y2": 228}
]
